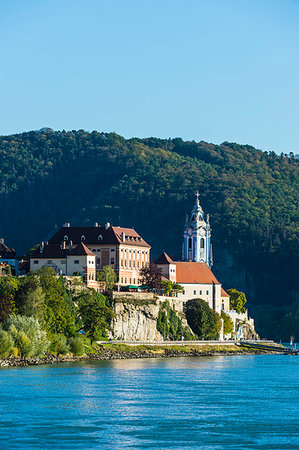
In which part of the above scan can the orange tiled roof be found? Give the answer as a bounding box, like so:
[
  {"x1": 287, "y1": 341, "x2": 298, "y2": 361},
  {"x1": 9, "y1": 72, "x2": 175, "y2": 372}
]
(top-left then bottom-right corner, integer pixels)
[
  {"x1": 154, "y1": 252, "x2": 174, "y2": 265},
  {"x1": 175, "y1": 262, "x2": 220, "y2": 284},
  {"x1": 221, "y1": 287, "x2": 229, "y2": 297}
]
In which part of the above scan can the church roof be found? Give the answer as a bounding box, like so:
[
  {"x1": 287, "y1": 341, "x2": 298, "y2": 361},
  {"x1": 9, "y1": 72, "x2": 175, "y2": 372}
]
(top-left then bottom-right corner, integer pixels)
[
  {"x1": 154, "y1": 252, "x2": 174, "y2": 265},
  {"x1": 221, "y1": 287, "x2": 230, "y2": 297},
  {"x1": 175, "y1": 262, "x2": 220, "y2": 284}
]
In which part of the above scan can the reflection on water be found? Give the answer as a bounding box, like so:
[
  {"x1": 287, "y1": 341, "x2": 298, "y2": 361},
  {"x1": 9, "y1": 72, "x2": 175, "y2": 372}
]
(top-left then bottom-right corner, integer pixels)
[{"x1": 0, "y1": 355, "x2": 298, "y2": 448}]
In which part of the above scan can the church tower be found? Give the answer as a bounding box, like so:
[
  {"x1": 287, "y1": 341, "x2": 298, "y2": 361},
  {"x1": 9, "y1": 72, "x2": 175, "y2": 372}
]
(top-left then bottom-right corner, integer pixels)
[{"x1": 182, "y1": 192, "x2": 213, "y2": 268}]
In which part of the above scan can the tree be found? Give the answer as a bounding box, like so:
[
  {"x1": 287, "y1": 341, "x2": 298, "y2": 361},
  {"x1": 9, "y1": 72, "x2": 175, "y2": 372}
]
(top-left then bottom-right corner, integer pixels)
[
  {"x1": 221, "y1": 310, "x2": 234, "y2": 335},
  {"x1": 162, "y1": 280, "x2": 184, "y2": 296},
  {"x1": 184, "y1": 298, "x2": 222, "y2": 340},
  {"x1": 0, "y1": 293, "x2": 17, "y2": 322},
  {"x1": 77, "y1": 290, "x2": 114, "y2": 341},
  {"x1": 37, "y1": 267, "x2": 76, "y2": 336},
  {"x1": 15, "y1": 275, "x2": 45, "y2": 324},
  {"x1": 140, "y1": 262, "x2": 162, "y2": 290},
  {"x1": 97, "y1": 265, "x2": 117, "y2": 292},
  {"x1": 227, "y1": 289, "x2": 247, "y2": 313}
]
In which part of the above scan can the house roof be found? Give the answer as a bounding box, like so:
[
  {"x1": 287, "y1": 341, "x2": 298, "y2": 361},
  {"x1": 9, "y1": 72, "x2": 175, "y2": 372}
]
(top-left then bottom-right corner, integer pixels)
[
  {"x1": 48, "y1": 225, "x2": 150, "y2": 248},
  {"x1": 0, "y1": 242, "x2": 16, "y2": 259},
  {"x1": 31, "y1": 242, "x2": 96, "y2": 259},
  {"x1": 221, "y1": 287, "x2": 230, "y2": 297},
  {"x1": 175, "y1": 262, "x2": 220, "y2": 284},
  {"x1": 154, "y1": 252, "x2": 174, "y2": 265},
  {"x1": 69, "y1": 242, "x2": 95, "y2": 256}
]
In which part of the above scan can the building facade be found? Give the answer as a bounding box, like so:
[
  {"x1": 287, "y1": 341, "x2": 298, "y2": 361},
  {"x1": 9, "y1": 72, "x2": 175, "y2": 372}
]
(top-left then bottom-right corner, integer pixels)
[
  {"x1": 0, "y1": 238, "x2": 19, "y2": 275},
  {"x1": 30, "y1": 222, "x2": 150, "y2": 286}
]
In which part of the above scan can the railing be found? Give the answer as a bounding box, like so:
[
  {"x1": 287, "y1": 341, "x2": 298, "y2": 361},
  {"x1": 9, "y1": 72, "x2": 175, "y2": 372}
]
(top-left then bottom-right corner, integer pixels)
[{"x1": 96, "y1": 340, "x2": 237, "y2": 346}]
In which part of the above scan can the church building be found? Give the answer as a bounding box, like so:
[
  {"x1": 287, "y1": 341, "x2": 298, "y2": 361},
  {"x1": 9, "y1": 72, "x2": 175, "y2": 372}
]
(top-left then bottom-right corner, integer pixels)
[{"x1": 154, "y1": 194, "x2": 229, "y2": 314}]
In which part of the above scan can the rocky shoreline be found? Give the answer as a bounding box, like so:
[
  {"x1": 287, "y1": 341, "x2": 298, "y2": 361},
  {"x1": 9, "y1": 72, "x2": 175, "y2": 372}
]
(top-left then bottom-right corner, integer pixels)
[{"x1": 0, "y1": 344, "x2": 281, "y2": 368}]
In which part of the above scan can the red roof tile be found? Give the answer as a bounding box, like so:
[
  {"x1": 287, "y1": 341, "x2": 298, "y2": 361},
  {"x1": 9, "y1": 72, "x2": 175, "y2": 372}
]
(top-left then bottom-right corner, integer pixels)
[
  {"x1": 221, "y1": 287, "x2": 230, "y2": 297},
  {"x1": 175, "y1": 262, "x2": 220, "y2": 284},
  {"x1": 69, "y1": 242, "x2": 95, "y2": 256},
  {"x1": 154, "y1": 252, "x2": 174, "y2": 265}
]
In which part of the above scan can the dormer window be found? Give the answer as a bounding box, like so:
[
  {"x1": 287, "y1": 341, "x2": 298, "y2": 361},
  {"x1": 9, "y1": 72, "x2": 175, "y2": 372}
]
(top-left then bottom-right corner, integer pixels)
[
  {"x1": 98, "y1": 235, "x2": 103, "y2": 241},
  {"x1": 64, "y1": 235, "x2": 68, "y2": 241},
  {"x1": 81, "y1": 235, "x2": 86, "y2": 241}
]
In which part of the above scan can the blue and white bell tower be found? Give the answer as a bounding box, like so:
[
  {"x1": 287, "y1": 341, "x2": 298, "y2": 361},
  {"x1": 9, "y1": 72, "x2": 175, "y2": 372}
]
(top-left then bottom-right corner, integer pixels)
[{"x1": 182, "y1": 192, "x2": 213, "y2": 268}]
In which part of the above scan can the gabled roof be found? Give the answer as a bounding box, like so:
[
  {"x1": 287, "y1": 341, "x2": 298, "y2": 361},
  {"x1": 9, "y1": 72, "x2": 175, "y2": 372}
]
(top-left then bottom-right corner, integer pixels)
[
  {"x1": 69, "y1": 242, "x2": 95, "y2": 256},
  {"x1": 31, "y1": 242, "x2": 96, "y2": 259},
  {"x1": 31, "y1": 244, "x2": 66, "y2": 259},
  {"x1": 175, "y1": 262, "x2": 220, "y2": 284},
  {"x1": 221, "y1": 287, "x2": 230, "y2": 297},
  {"x1": 48, "y1": 225, "x2": 150, "y2": 247},
  {"x1": 0, "y1": 243, "x2": 16, "y2": 259},
  {"x1": 154, "y1": 252, "x2": 174, "y2": 265}
]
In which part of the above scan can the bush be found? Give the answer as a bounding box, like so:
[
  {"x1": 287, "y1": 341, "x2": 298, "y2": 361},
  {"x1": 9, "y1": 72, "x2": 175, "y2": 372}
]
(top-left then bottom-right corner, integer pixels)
[
  {"x1": 4, "y1": 315, "x2": 49, "y2": 357},
  {"x1": 0, "y1": 329, "x2": 14, "y2": 358},
  {"x1": 50, "y1": 334, "x2": 70, "y2": 355},
  {"x1": 68, "y1": 335, "x2": 85, "y2": 356}
]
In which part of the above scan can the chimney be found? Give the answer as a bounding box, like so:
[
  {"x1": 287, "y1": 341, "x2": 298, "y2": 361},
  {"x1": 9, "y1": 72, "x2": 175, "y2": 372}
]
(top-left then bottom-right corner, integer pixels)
[
  {"x1": 40, "y1": 242, "x2": 45, "y2": 253},
  {"x1": 69, "y1": 240, "x2": 73, "y2": 250},
  {"x1": 121, "y1": 232, "x2": 125, "y2": 242},
  {"x1": 63, "y1": 222, "x2": 71, "y2": 228},
  {"x1": 105, "y1": 222, "x2": 110, "y2": 230},
  {"x1": 62, "y1": 241, "x2": 66, "y2": 250},
  {"x1": 0, "y1": 238, "x2": 4, "y2": 244},
  {"x1": 94, "y1": 222, "x2": 99, "y2": 227}
]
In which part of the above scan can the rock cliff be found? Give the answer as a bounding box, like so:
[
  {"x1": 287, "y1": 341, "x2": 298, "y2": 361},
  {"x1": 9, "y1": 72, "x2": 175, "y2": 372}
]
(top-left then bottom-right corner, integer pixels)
[{"x1": 111, "y1": 297, "x2": 163, "y2": 341}]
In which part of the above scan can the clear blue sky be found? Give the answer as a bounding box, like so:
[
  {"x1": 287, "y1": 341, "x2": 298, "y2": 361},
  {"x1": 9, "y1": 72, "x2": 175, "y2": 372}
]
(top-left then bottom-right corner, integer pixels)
[{"x1": 1, "y1": 0, "x2": 299, "y2": 153}]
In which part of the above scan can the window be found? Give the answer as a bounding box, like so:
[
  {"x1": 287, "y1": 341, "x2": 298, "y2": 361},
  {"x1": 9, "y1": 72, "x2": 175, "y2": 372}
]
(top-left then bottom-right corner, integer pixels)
[
  {"x1": 111, "y1": 257, "x2": 115, "y2": 265},
  {"x1": 61, "y1": 260, "x2": 66, "y2": 264},
  {"x1": 188, "y1": 238, "x2": 192, "y2": 249},
  {"x1": 47, "y1": 260, "x2": 53, "y2": 264},
  {"x1": 74, "y1": 260, "x2": 79, "y2": 264},
  {"x1": 193, "y1": 290, "x2": 196, "y2": 295},
  {"x1": 200, "y1": 238, "x2": 204, "y2": 249},
  {"x1": 125, "y1": 278, "x2": 127, "y2": 283},
  {"x1": 64, "y1": 235, "x2": 68, "y2": 241},
  {"x1": 81, "y1": 235, "x2": 86, "y2": 241},
  {"x1": 183, "y1": 290, "x2": 185, "y2": 295},
  {"x1": 92, "y1": 249, "x2": 97, "y2": 252},
  {"x1": 199, "y1": 290, "x2": 202, "y2": 295},
  {"x1": 33, "y1": 260, "x2": 39, "y2": 264},
  {"x1": 98, "y1": 235, "x2": 103, "y2": 240},
  {"x1": 97, "y1": 249, "x2": 101, "y2": 252},
  {"x1": 111, "y1": 249, "x2": 115, "y2": 252},
  {"x1": 206, "y1": 290, "x2": 209, "y2": 295}
]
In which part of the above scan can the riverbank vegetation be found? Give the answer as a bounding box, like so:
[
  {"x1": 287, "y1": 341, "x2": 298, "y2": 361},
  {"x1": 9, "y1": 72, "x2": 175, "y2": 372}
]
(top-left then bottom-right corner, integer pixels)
[{"x1": 0, "y1": 267, "x2": 114, "y2": 358}]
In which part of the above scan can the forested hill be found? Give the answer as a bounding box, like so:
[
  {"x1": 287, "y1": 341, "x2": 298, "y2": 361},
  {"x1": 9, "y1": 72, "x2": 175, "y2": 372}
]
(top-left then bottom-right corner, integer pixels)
[{"x1": 0, "y1": 129, "x2": 298, "y2": 314}]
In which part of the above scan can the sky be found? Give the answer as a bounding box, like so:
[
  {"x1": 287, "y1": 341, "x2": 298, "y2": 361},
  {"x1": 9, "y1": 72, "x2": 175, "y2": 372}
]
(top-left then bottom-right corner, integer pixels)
[{"x1": 1, "y1": 0, "x2": 299, "y2": 154}]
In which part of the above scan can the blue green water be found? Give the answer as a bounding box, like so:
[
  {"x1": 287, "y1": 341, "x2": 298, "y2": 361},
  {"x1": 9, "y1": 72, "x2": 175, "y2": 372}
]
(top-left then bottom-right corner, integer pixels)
[{"x1": 0, "y1": 355, "x2": 298, "y2": 449}]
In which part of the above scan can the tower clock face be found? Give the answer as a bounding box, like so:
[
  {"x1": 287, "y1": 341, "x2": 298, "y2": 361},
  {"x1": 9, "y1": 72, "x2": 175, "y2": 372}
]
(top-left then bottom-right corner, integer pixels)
[
  {"x1": 187, "y1": 227, "x2": 193, "y2": 236},
  {"x1": 199, "y1": 228, "x2": 205, "y2": 236}
]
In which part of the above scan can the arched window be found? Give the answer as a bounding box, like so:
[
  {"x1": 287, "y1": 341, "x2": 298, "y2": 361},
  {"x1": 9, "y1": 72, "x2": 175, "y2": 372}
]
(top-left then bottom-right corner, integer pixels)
[
  {"x1": 188, "y1": 237, "x2": 192, "y2": 249},
  {"x1": 64, "y1": 235, "x2": 68, "y2": 241},
  {"x1": 200, "y1": 238, "x2": 204, "y2": 249},
  {"x1": 81, "y1": 235, "x2": 86, "y2": 241},
  {"x1": 98, "y1": 235, "x2": 103, "y2": 241}
]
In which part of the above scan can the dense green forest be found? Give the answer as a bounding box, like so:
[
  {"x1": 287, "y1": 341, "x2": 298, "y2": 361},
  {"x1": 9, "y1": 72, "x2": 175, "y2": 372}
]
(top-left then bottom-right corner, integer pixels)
[{"x1": 0, "y1": 129, "x2": 298, "y2": 339}]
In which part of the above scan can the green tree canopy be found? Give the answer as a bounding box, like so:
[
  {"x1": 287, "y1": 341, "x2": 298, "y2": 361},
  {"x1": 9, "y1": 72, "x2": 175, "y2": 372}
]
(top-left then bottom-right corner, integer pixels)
[
  {"x1": 221, "y1": 310, "x2": 234, "y2": 335},
  {"x1": 184, "y1": 298, "x2": 222, "y2": 340},
  {"x1": 77, "y1": 290, "x2": 114, "y2": 341},
  {"x1": 97, "y1": 265, "x2": 117, "y2": 292},
  {"x1": 227, "y1": 289, "x2": 247, "y2": 313}
]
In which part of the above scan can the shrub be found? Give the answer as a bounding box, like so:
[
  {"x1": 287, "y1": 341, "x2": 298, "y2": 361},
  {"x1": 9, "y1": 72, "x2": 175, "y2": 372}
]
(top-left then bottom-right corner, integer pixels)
[
  {"x1": 0, "y1": 329, "x2": 14, "y2": 358},
  {"x1": 4, "y1": 315, "x2": 49, "y2": 357},
  {"x1": 50, "y1": 334, "x2": 70, "y2": 355},
  {"x1": 68, "y1": 335, "x2": 85, "y2": 356}
]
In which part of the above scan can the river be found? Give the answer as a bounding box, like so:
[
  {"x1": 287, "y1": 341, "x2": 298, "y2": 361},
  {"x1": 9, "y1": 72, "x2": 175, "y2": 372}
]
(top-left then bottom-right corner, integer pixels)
[{"x1": 0, "y1": 355, "x2": 298, "y2": 449}]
